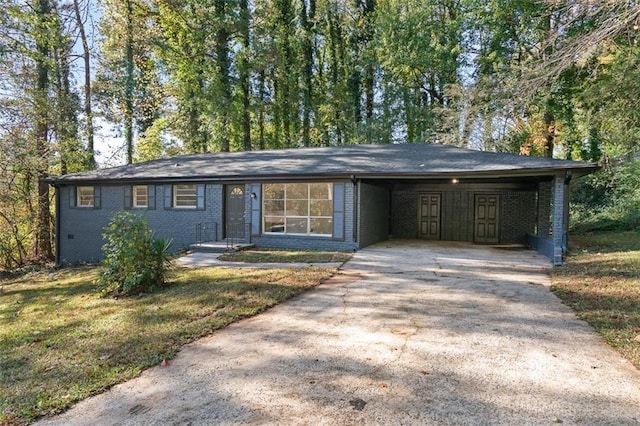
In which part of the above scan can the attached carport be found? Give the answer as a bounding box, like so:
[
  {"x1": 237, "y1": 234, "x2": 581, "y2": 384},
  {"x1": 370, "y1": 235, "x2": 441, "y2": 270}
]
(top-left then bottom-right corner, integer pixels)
[{"x1": 356, "y1": 169, "x2": 585, "y2": 266}]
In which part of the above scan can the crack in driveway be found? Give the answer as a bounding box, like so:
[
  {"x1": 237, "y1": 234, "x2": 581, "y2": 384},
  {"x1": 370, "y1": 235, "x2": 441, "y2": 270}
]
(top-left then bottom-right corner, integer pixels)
[{"x1": 39, "y1": 241, "x2": 640, "y2": 426}]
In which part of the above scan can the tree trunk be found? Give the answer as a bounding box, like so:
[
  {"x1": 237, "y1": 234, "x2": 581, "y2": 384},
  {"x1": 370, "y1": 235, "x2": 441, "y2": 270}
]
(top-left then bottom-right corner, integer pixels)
[
  {"x1": 35, "y1": 0, "x2": 52, "y2": 260},
  {"x1": 258, "y1": 69, "x2": 266, "y2": 150},
  {"x1": 239, "y1": 0, "x2": 251, "y2": 151},
  {"x1": 124, "y1": 0, "x2": 134, "y2": 164},
  {"x1": 363, "y1": 0, "x2": 375, "y2": 123},
  {"x1": 300, "y1": 0, "x2": 315, "y2": 147},
  {"x1": 73, "y1": 0, "x2": 95, "y2": 168},
  {"x1": 215, "y1": 0, "x2": 231, "y2": 152},
  {"x1": 278, "y1": 0, "x2": 293, "y2": 148}
]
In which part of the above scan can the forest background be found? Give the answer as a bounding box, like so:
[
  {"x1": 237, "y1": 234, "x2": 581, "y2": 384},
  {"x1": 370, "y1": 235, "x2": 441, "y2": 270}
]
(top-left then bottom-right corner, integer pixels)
[{"x1": 1, "y1": 0, "x2": 639, "y2": 269}]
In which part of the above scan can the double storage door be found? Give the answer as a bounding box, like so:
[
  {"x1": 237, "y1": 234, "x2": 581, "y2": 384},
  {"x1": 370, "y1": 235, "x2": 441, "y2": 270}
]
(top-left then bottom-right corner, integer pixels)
[{"x1": 418, "y1": 192, "x2": 500, "y2": 243}]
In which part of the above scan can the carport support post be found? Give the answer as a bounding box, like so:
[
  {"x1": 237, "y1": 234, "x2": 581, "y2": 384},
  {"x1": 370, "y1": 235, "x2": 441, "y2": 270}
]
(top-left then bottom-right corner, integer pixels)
[{"x1": 551, "y1": 175, "x2": 569, "y2": 266}]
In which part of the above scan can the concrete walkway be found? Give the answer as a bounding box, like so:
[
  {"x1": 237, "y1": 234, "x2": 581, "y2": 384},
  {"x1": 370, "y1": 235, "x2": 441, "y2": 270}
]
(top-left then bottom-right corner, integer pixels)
[
  {"x1": 40, "y1": 241, "x2": 640, "y2": 425},
  {"x1": 175, "y1": 251, "x2": 344, "y2": 269}
]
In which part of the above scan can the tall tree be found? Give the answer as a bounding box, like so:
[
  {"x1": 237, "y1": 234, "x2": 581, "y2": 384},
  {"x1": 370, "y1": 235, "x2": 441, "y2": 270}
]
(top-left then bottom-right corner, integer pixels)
[
  {"x1": 214, "y1": 0, "x2": 232, "y2": 152},
  {"x1": 33, "y1": 0, "x2": 54, "y2": 260},
  {"x1": 96, "y1": 0, "x2": 162, "y2": 163},
  {"x1": 239, "y1": 0, "x2": 252, "y2": 151},
  {"x1": 72, "y1": 0, "x2": 96, "y2": 167}
]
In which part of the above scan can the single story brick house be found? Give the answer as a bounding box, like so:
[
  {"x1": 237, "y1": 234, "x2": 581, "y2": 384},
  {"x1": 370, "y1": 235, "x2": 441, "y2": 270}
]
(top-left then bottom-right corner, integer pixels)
[{"x1": 46, "y1": 143, "x2": 598, "y2": 266}]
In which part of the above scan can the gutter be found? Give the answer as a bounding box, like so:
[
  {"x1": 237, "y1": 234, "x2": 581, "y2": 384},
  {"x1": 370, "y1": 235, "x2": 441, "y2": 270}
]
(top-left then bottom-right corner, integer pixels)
[{"x1": 43, "y1": 164, "x2": 600, "y2": 186}]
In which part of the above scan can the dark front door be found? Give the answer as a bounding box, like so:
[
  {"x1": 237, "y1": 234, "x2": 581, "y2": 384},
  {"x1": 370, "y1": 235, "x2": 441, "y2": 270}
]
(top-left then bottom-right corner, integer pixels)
[
  {"x1": 419, "y1": 193, "x2": 441, "y2": 240},
  {"x1": 225, "y1": 185, "x2": 246, "y2": 240},
  {"x1": 474, "y1": 194, "x2": 500, "y2": 243}
]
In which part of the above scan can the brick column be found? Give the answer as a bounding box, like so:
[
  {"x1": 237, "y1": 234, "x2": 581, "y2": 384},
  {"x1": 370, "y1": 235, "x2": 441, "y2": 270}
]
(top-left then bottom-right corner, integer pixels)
[
  {"x1": 552, "y1": 175, "x2": 567, "y2": 265},
  {"x1": 537, "y1": 181, "x2": 552, "y2": 238}
]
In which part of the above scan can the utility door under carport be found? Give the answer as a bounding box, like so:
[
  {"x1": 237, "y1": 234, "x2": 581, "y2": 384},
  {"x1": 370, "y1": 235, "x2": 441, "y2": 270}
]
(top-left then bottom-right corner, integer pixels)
[
  {"x1": 417, "y1": 191, "x2": 501, "y2": 243},
  {"x1": 474, "y1": 194, "x2": 500, "y2": 243},
  {"x1": 418, "y1": 193, "x2": 441, "y2": 239}
]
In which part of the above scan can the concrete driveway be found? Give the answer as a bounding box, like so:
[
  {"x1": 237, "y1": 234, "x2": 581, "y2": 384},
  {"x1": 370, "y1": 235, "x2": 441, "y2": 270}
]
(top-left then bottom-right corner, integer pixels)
[{"x1": 40, "y1": 241, "x2": 640, "y2": 425}]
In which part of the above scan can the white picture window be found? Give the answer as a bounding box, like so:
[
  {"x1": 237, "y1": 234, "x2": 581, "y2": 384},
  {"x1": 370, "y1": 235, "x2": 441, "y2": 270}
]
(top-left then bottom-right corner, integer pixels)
[
  {"x1": 173, "y1": 184, "x2": 197, "y2": 208},
  {"x1": 77, "y1": 186, "x2": 94, "y2": 207},
  {"x1": 133, "y1": 185, "x2": 148, "y2": 208},
  {"x1": 263, "y1": 183, "x2": 333, "y2": 236}
]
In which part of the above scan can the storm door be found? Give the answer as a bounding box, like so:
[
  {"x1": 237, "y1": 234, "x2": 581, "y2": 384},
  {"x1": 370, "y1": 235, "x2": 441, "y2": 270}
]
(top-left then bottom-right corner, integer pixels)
[
  {"x1": 419, "y1": 193, "x2": 441, "y2": 240},
  {"x1": 225, "y1": 185, "x2": 246, "y2": 240},
  {"x1": 474, "y1": 194, "x2": 500, "y2": 243}
]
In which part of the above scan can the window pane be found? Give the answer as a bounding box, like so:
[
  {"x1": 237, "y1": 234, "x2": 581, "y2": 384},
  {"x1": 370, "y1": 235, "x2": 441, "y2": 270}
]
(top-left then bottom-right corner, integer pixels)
[
  {"x1": 286, "y1": 183, "x2": 307, "y2": 199},
  {"x1": 264, "y1": 217, "x2": 285, "y2": 233},
  {"x1": 309, "y1": 183, "x2": 331, "y2": 200},
  {"x1": 261, "y1": 183, "x2": 333, "y2": 236},
  {"x1": 133, "y1": 185, "x2": 147, "y2": 207},
  {"x1": 264, "y1": 184, "x2": 284, "y2": 200},
  {"x1": 309, "y1": 200, "x2": 332, "y2": 216},
  {"x1": 310, "y1": 218, "x2": 333, "y2": 235},
  {"x1": 78, "y1": 186, "x2": 94, "y2": 207},
  {"x1": 286, "y1": 200, "x2": 308, "y2": 216},
  {"x1": 264, "y1": 200, "x2": 284, "y2": 216},
  {"x1": 174, "y1": 184, "x2": 197, "y2": 207},
  {"x1": 286, "y1": 218, "x2": 308, "y2": 234}
]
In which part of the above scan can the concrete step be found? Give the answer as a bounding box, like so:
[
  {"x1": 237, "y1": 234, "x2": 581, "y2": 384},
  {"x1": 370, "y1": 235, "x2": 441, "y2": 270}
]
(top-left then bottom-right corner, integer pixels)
[{"x1": 189, "y1": 241, "x2": 255, "y2": 253}]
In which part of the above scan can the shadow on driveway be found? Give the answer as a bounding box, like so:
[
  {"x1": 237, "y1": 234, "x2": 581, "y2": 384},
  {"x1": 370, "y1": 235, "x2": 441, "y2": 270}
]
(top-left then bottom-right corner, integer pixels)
[{"x1": 39, "y1": 241, "x2": 640, "y2": 425}]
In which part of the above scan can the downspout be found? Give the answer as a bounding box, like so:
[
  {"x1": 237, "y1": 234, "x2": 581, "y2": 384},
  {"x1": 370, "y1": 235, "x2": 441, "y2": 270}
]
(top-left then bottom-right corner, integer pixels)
[{"x1": 350, "y1": 175, "x2": 359, "y2": 249}]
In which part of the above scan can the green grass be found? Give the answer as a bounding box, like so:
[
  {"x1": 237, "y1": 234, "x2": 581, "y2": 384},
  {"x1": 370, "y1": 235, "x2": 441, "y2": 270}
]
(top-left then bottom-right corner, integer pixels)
[
  {"x1": 218, "y1": 248, "x2": 352, "y2": 264},
  {"x1": 0, "y1": 265, "x2": 335, "y2": 424},
  {"x1": 552, "y1": 230, "x2": 640, "y2": 370}
]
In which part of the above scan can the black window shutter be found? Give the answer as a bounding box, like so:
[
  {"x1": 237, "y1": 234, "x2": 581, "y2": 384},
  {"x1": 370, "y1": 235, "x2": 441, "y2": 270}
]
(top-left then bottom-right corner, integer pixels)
[
  {"x1": 148, "y1": 185, "x2": 156, "y2": 210},
  {"x1": 124, "y1": 186, "x2": 132, "y2": 209},
  {"x1": 93, "y1": 186, "x2": 101, "y2": 209}
]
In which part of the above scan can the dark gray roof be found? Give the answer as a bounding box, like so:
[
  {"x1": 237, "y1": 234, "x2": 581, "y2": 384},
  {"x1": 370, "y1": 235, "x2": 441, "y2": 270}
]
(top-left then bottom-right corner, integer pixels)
[{"x1": 47, "y1": 143, "x2": 599, "y2": 184}]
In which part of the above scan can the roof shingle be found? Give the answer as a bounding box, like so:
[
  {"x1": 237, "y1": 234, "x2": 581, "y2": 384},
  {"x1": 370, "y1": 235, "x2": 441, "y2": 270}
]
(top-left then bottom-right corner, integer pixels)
[{"x1": 48, "y1": 143, "x2": 599, "y2": 184}]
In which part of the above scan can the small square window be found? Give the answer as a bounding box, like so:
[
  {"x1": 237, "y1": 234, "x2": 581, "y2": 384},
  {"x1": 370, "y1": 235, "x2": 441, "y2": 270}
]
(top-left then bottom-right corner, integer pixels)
[
  {"x1": 174, "y1": 184, "x2": 197, "y2": 208},
  {"x1": 133, "y1": 185, "x2": 148, "y2": 208},
  {"x1": 77, "y1": 186, "x2": 94, "y2": 207}
]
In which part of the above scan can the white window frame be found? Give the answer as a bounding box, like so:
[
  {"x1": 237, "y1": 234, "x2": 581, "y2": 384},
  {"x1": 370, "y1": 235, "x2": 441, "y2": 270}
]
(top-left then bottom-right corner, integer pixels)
[
  {"x1": 77, "y1": 186, "x2": 94, "y2": 208},
  {"x1": 173, "y1": 184, "x2": 197, "y2": 209},
  {"x1": 262, "y1": 183, "x2": 333, "y2": 237},
  {"x1": 132, "y1": 185, "x2": 148, "y2": 208}
]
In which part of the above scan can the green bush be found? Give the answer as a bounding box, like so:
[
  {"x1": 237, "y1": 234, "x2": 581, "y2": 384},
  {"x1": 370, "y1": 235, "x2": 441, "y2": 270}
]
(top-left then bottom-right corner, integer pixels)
[
  {"x1": 571, "y1": 157, "x2": 640, "y2": 232},
  {"x1": 97, "y1": 211, "x2": 173, "y2": 296}
]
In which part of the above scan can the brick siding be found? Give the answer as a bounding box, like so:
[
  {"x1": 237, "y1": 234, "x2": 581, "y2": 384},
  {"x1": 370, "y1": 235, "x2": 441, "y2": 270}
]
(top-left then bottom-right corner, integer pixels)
[{"x1": 358, "y1": 183, "x2": 391, "y2": 247}]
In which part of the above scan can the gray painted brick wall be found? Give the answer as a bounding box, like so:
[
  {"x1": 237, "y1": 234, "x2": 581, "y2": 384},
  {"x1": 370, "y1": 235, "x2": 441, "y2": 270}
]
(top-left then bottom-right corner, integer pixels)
[
  {"x1": 537, "y1": 181, "x2": 552, "y2": 238},
  {"x1": 391, "y1": 188, "x2": 537, "y2": 244},
  {"x1": 552, "y1": 176, "x2": 567, "y2": 265},
  {"x1": 359, "y1": 183, "x2": 390, "y2": 247},
  {"x1": 58, "y1": 183, "x2": 224, "y2": 265},
  {"x1": 500, "y1": 191, "x2": 537, "y2": 244},
  {"x1": 390, "y1": 191, "x2": 418, "y2": 239}
]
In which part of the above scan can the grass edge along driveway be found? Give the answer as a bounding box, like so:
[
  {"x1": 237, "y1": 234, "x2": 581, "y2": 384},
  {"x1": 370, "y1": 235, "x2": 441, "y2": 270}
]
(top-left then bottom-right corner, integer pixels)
[
  {"x1": 0, "y1": 263, "x2": 336, "y2": 425},
  {"x1": 551, "y1": 231, "x2": 640, "y2": 371}
]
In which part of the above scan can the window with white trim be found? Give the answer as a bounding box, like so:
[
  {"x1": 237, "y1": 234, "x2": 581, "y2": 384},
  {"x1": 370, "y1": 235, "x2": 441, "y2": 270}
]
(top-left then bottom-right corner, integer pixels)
[
  {"x1": 263, "y1": 183, "x2": 333, "y2": 236},
  {"x1": 133, "y1": 185, "x2": 148, "y2": 208},
  {"x1": 77, "y1": 186, "x2": 94, "y2": 207},
  {"x1": 173, "y1": 184, "x2": 197, "y2": 208}
]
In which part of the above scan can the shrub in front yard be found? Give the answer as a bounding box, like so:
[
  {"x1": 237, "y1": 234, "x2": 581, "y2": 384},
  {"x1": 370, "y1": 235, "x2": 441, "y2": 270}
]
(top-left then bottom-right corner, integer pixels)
[{"x1": 97, "y1": 211, "x2": 172, "y2": 295}]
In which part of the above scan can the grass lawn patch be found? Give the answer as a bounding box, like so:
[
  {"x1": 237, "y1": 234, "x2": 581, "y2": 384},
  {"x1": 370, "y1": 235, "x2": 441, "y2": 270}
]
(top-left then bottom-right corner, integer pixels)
[
  {"x1": 552, "y1": 230, "x2": 640, "y2": 370},
  {"x1": 218, "y1": 248, "x2": 352, "y2": 264},
  {"x1": 0, "y1": 265, "x2": 335, "y2": 424}
]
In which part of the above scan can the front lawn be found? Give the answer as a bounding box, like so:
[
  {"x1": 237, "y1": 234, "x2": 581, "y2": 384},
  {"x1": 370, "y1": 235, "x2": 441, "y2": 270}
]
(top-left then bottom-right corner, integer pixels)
[
  {"x1": 552, "y1": 231, "x2": 640, "y2": 370},
  {"x1": 0, "y1": 265, "x2": 335, "y2": 424}
]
